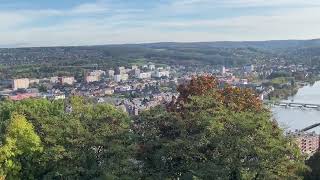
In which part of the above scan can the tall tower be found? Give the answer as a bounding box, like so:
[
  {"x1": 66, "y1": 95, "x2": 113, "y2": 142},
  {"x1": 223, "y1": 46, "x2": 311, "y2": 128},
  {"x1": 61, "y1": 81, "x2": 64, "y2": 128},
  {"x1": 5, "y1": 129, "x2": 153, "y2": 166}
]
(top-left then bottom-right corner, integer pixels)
[{"x1": 221, "y1": 66, "x2": 226, "y2": 75}]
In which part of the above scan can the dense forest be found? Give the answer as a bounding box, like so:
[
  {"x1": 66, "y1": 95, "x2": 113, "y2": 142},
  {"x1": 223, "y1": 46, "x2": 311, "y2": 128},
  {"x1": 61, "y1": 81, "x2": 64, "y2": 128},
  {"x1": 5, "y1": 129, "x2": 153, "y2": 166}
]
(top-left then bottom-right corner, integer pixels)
[{"x1": 1, "y1": 76, "x2": 318, "y2": 179}]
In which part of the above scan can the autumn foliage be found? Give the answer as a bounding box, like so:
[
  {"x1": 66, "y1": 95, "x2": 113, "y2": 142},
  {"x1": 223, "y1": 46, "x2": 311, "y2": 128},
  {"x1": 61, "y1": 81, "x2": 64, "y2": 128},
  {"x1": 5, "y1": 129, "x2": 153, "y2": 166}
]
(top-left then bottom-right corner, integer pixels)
[
  {"x1": 177, "y1": 75, "x2": 218, "y2": 100},
  {"x1": 171, "y1": 75, "x2": 264, "y2": 112},
  {"x1": 218, "y1": 86, "x2": 263, "y2": 112}
]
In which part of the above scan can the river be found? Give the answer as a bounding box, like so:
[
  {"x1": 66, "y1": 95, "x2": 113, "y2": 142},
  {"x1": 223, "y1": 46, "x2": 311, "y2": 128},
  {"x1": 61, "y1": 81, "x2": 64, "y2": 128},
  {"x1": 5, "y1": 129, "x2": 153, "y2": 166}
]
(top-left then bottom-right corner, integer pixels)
[{"x1": 272, "y1": 81, "x2": 320, "y2": 133}]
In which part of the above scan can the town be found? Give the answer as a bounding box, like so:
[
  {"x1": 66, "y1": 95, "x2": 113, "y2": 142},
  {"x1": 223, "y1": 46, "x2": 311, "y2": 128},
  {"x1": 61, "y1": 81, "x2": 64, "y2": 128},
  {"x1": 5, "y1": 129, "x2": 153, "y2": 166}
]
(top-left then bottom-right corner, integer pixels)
[
  {"x1": 3, "y1": 59, "x2": 320, "y2": 159},
  {"x1": 0, "y1": 62, "x2": 316, "y2": 114},
  {"x1": 0, "y1": 63, "x2": 288, "y2": 109}
]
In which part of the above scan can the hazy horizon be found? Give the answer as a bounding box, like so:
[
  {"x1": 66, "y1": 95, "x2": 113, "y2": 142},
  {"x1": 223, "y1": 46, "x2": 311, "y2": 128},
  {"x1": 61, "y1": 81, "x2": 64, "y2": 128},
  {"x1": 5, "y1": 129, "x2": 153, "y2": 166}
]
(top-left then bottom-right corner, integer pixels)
[{"x1": 1, "y1": 38, "x2": 320, "y2": 49}]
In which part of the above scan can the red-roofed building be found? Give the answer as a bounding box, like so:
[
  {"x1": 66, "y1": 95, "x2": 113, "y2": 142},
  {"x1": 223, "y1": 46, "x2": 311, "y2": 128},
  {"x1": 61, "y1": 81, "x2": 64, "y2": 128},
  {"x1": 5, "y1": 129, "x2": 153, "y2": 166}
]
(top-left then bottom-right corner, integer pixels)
[{"x1": 9, "y1": 93, "x2": 38, "y2": 101}]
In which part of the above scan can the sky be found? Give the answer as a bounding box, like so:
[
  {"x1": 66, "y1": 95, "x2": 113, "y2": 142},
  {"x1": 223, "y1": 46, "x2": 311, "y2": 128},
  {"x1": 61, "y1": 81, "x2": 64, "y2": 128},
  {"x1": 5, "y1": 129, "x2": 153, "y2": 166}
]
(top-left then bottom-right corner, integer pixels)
[{"x1": 0, "y1": 0, "x2": 320, "y2": 47}]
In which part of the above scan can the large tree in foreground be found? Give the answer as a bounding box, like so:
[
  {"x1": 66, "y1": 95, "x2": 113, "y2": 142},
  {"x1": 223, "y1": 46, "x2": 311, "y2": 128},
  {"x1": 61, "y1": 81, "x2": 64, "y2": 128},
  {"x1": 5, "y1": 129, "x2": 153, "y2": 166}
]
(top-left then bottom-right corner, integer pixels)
[
  {"x1": 134, "y1": 75, "x2": 306, "y2": 179},
  {"x1": 0, "y1": 113, "x2": 43, "y2": 179},
  {"x1": 0, "y1": 97, "x2": 136, "y2": 179}
]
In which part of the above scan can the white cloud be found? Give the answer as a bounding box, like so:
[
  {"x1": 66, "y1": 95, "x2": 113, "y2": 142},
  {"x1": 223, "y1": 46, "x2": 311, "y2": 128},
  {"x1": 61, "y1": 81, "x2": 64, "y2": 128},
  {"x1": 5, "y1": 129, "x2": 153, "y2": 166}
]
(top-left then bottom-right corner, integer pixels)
[
  {"x1": 0, "y1": 1, "x2": 109, "y2": 26},
  {"x1": 0, "y1": 1, "x2": 111, "y2": 32},
  {"x1": 0, "y1": 1, "x2": 320, "y2": 47},
  {"x1": 156, "y1": 7, "x2": 319, "y2": 28},
  {"x1": 70, "y1": 2, "x2": 108, "y2": 14},
  {"x1": 0, "y1": 12, "x2": 28, "y2": 29},
  {"x1": 170, "y1": 0, "x2": 320, "y2": 8},
  {"x1": 152, "y1": 7, "x2": 320, "y2": 40},
  {"x1": 225, "y1": 0, "x2": 320, "y2": 7}
]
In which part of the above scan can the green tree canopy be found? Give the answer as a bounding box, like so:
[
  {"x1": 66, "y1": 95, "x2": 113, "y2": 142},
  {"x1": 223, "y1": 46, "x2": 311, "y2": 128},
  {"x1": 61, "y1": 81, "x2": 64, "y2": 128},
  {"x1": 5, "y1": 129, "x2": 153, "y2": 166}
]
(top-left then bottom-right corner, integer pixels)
[
  {"x1": 0, "y1": 97, "x2": 136, "y2": 179},
  {"x1": 0, "y1": 75, "x2": 309, "y2": 179},
  {"x1": 134, "y1": 76, "x2": 306, "y2": 180},
  {"x1": 303, "y1": 152, "x2": 320, "y2": 180},
  {"x1": 0, "y1": 113, "x2": 43, "y2": 179}
]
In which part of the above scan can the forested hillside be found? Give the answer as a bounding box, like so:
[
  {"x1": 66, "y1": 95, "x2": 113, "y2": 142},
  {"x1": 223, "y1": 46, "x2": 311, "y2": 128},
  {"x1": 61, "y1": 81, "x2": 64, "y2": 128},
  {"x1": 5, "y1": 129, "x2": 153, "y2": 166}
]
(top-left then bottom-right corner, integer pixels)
[{"x1": 1, "y1": 39, "x2": 320, "y2": 79}]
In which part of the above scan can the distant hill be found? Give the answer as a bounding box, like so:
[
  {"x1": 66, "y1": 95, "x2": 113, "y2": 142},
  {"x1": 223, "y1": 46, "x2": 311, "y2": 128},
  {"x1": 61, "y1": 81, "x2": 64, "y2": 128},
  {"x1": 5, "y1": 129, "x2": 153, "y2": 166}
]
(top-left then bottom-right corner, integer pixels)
[
  {"x1": 1, "y1": 39, "x2": 320, "y2": 68},
  {"x1": 136, "y1": 39, "x2": 320, "y2": 50}
]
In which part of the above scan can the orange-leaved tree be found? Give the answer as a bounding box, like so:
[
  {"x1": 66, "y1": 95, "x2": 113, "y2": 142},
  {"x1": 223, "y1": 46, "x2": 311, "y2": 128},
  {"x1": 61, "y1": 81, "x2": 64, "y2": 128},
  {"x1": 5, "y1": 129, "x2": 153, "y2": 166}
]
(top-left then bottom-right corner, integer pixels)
[{"x1": 170, "y1": 75, "x2": 264, "y2": 112}]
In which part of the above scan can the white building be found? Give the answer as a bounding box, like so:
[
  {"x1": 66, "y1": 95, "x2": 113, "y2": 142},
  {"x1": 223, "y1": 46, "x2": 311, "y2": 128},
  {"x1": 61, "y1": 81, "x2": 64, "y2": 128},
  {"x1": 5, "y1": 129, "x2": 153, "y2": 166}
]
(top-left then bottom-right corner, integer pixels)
[
  {"x1": 114, "y1": 74, "x2": 129, "y2": 82},
  {"x1": 153, "y1": 71, "x2": 170, "y2": 78},
  {"x1": 46, "y1": 94, "x2": 66, "y2": 100},
  {"x1": 29, "y1": 79, "x2": 40, "y2": 85},
  {"x1": 59, "y1": 77, "x2": 75, "y2": 85},
  {"x1": 118, "y1": 67, "x2": 126, "y2": 74},
  {"x1": 119, "y1": 85, "x2": 131, "y2": 92},
  {"x1": 138, "y1": 72, "x2": 152, "y2": 79},
  {"x1": 104, "y1": 88, "x2": 114, "y2": 95},
  {"x1": 125, "y1": 68, "x2": 132, "y2": 73},
  {"x1": 244, "y1": 65, "x2": 254, "y2": 73},
  {"x1": 85, "y1": 75, "x2": 100, "y2": 83},
  {"x1": 91, "y1": 70, "x2": 106, "y2": 76},
  {"x1": 114, "y1": 75, "x2": 122, "y2": 82},
  {"x1": 122, "y1": 74, "x2": 129, "y2": 81},
  {"x1": 132, "y1": 65, "x2": 138, "y2": 70},
  {"x1": 85, "y1": 70, "x2": 105, "y2": 83},
  {"x1": 221, "y1": 66, "x2": 226, "y2": 74},
  {"x1": 149, "y1": 64, "x2": 155, "y2": 70},
  {"x1": 240, "y1": 79, "x2": 248, "y2": 85},
  {"x1": 50, "y1": 76, "x2": 59, "y2": 83},
  {"x1": 12, "y1": 78, "x2": 30, "y2": 90},
  {"x1": 134, "y1": 69, "x2": 141, "y2": 77},
  {"x1": 108, "y1": 70, "x2": 115, "y2": 77}
]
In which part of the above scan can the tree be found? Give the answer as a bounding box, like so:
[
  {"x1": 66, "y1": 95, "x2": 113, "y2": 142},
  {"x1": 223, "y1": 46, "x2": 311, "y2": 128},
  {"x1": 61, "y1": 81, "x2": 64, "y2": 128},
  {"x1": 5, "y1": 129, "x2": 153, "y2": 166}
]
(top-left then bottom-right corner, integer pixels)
[
  {"x1": 135, "y1": 75, "x2": 306, "y2": 179},
  {"x1": 303, "y1": 152, "x2": 320, "y2": 180},
  {"x1": 173, "y1": 75, "x2": 263, "y2": 112},
  {"x1": 0, "y1": 97, "x2": 137, "y2": 179},
  {"x1": 177, "y1": 75, "x2": 218, "y2": 102},
  {"x1": 0, "y1": 113, "x2": 43, "y2": 179}
]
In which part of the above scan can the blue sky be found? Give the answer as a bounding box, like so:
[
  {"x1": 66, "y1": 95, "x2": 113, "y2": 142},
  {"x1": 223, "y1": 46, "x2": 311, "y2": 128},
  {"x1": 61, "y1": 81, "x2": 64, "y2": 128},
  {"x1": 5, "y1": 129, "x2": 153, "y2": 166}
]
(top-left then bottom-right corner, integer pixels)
[{"x1": 1, "y1": 0, "x2": 320, "y2": 47}]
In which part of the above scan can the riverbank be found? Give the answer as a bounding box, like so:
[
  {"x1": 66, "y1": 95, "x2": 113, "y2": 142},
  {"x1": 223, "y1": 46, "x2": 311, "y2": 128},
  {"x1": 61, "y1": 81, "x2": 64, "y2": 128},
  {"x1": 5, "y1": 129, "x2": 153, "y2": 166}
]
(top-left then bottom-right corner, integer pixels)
[
  {"x1": 272, "y1": 81, "x2": 320, "y2": 133},
  {"x1": 268, "y1": 82, "x2": 304, "y2": 102},
  {"x1": 265, "y1": 73, "x2": 320, "y2": 101}
]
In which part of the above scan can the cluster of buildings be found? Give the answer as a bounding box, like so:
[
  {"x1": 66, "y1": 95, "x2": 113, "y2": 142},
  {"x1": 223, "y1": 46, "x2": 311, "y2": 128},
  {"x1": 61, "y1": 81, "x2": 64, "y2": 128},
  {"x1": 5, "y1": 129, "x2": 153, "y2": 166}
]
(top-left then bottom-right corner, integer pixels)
[
  {"x1": 12, "y1": 76, "x2": 76, "y2": 91},
  {"x1": 1, "y1": 61, "x2": 316, "y2": 117},
  {"x1": 4, "y1": 76, "x2": 74, "y2": 101},
  {"x1": 85, "y1": 70, "x2": 106, "y2": 83},
  {"x1": 287, "y1": 131, "x2": 320, "y2": 156},
  {"x1": 0, "y1": 62, "x2": 294, "y2": 107},
  {"x1": 109, "y1": 64, "x2": 170, "y2": 83},
  {"x1": 0, "y1": 63, "x2": 175, "y2": 115},
  {"x1": 220, "y1": 64, "x2": 255, "y2": 75},
  {"x1": 98, "y1": 92, "x2": 178, "y2": 116}
]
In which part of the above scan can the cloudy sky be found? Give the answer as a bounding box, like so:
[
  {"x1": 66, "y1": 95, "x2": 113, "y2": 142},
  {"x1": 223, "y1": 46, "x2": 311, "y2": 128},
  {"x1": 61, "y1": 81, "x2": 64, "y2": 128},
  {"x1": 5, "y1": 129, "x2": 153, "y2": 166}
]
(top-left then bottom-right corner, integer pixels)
[{"x1": 1, "y1": 0, "x2": 320, "y2": 47}]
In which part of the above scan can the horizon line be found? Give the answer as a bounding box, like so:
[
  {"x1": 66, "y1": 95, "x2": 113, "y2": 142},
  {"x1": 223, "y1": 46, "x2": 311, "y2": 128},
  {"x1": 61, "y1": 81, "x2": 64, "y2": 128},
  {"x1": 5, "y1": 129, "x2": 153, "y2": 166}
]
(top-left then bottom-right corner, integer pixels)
[{"x1": 1, "y1": 37, "x2": 319, "y2": 49}]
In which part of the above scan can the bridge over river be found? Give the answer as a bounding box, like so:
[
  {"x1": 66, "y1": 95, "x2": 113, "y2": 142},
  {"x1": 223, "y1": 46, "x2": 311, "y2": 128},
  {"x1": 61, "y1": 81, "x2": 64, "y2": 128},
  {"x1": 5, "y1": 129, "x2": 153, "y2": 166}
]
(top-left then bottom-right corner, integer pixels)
[
  {"x1": 267, "y1": 102, "x2": 320, "y2": 132},
  {"x1": 266, "y1": 101, "x2": 320, "y2": 110},
  {"x1": 269, "y1": 81, "x2": 320, "y2": 133}
]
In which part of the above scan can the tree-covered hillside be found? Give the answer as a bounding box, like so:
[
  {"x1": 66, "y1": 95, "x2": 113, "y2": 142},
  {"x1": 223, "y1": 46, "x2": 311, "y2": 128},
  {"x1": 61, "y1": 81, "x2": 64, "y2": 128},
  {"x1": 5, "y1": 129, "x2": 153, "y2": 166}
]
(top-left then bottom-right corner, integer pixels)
[{"x1": 1, "y1": 39, "x2": 320, "y2": 79}]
